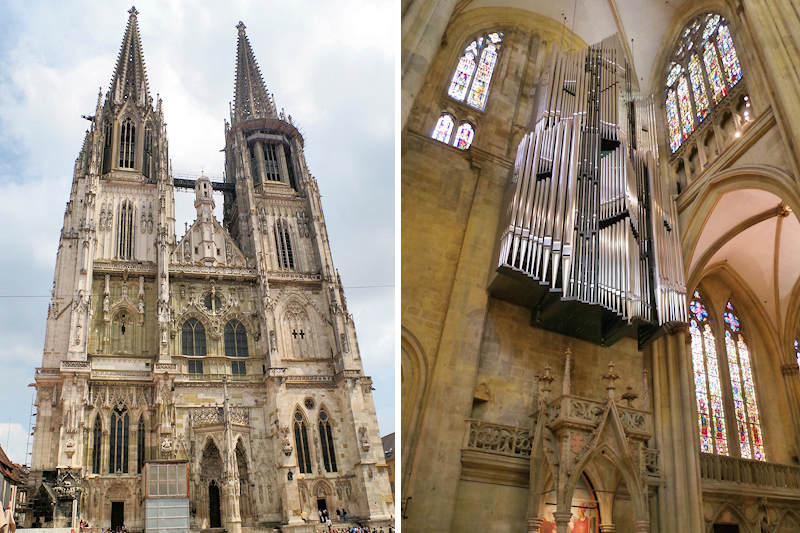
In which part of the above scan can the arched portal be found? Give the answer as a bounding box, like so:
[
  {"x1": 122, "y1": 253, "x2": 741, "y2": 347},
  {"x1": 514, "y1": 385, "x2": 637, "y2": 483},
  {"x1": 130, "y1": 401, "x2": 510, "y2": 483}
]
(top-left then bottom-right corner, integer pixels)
[
  {"x1": 200, "y1": 439, "x2": 223, "y2": 529},
  {"x1": 235, "y1": 440, "x2": 252, "y2": 523}
]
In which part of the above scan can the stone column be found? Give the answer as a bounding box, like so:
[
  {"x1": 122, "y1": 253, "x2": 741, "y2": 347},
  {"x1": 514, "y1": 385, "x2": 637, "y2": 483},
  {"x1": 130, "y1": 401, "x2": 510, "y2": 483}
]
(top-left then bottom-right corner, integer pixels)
[
  {"x1": 276, "y1": 143, "x2": 290, "y2": 185},
  {"x1": 526, "y1": 517, "x2": 543, "y2": 533},
  {"x1": 633, "y1": 519, "x2": 650, "y2": 533},
  {"x1": 599, "y1": 525, "x2": 616, "y2": 533},
  {"x1": 254, "y1": 140, "x2": 267, "y2": 184},
  {"x1": 401, "y1": 0, "x2": 459, "y2": 129},
  {"x1": 553, "y1": 511, "x2": 572, "y2": 533}
]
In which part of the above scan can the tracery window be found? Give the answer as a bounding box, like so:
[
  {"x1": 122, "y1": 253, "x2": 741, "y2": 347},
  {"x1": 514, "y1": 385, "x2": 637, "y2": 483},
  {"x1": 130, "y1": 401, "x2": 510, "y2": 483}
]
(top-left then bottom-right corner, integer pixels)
[
  {"x1": 143, "y1": 125, "x2": 154, "y2": 180},
  {"x1": 102, "y1": 121, "x2": 112, "y2": 174},
  {"x1": 453, "y1": 122, "x2": 475, "y2": 149},
  {"x1": 293, "y1": 410, "x2": 312, "y2": 474},
  {"x1": 182, "y1": 318, "x2": 207, "y2": 357},
  {"x1": 274, "y1": 219, "x2": 295, "y2": 270},
  {"x1": 431, "y1": 114, "x2": 476, "y2": 150},
  {"x1": 92, "y1": 416, "x2": 102, "y2": 474},
  {"x1": 665, "y1": 13, "x2": 743, "y2": 152},
  {"x1": 204, "y1": 292, "x2": 222, "y2": 313},
  {"x1": 109, "y1": 406, "x2": 129, "y2": 474},
  {"x1": 447, "y1": 31, "x2": 504, "y2": 111},
  {"x1": 689, "y1": 290, "x2": 728, "y2": 455},
  {"x1": 224, "y1": 320, "x2": 248, "y2": 358},
  {"x1": 722, "y1": 301, "x2": 765, "y2": 460},
  {"x1": 117, "y1": 200, "x2": 135, "y2": 260},
  {"x1": 119, "y1": 117, "x2": 136, "y2": 168},
  {"x1": 431, "y1": 113, "x2": 454, "y2": 144},
  {"x1": 318, "y1": 410, "x2": 338, "y2": 472}
]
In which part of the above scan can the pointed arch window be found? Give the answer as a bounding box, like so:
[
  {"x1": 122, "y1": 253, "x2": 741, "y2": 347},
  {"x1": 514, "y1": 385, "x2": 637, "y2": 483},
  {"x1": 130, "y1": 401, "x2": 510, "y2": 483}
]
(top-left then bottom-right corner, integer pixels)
[
  {"x1": 689, "y1": 290, "x2": 728, "y2": 455},
  {"x1": 102, "y1": 121, "x2": 113, "y2": 174},
  {"x1": 665, "y1": 13, "x2": 743, "y2": 152},
  {"x1": 137, "y1": 416, "x2": 146, "y2": 474},
  {"x1": 143, "y1": 124, "x2": 154, "y2": 180},
  {"x1": 182, "y1": 318, "x2": 207, "y2": 361},
  {"x1": 453, "y1": 122, "x2": 475, "y2": 150},
  {"x1": 109, "y1": 406, "x2": 129, "y2": 474},
  {"x1": 119, "y1": 117, "x2": 136, "y2": 168},
  {"x1": 293, "y1": 411, "x2": 312, "y2": 474},
  {"x1": 92, "y1": 416, "x2": 102, "y2": 474},
  {"x1": 117, "y1": 200, "x2": 135, "y2": 260},
  {"x1": 224, "y1": 320, "x2": 249, "y2": 358},
  {"x1": 318, "y1": 410, "x2": 337, "y2": 472},
  {"x1": 723, "y1": 301, "x2": 765, "y2": 460},
  {"x1": 447, "y1": 31, "x2": 504, "y2": 111},
  {"x1": 274, "y1": 219, "x2": 295, "y2": 270},
  {"x1": 431, "y1": 113, "x2": 454, "y2": 144},
  {"x1": 795, "y1": 338, "x2": 800, "y2": 375}
]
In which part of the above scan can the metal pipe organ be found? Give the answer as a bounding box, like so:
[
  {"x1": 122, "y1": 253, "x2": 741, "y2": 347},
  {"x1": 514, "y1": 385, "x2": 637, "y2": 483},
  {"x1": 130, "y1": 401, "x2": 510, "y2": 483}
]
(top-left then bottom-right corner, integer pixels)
[{"x1": 491, "y1": 36, "x2": 686, "y2": 345}]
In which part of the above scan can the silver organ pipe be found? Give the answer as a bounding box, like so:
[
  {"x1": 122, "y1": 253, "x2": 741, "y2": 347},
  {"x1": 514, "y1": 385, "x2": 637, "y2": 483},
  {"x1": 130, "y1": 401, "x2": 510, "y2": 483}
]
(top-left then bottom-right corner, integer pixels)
[{"x1": 494, "y1": 35, "x2": 686, "y2": 340}]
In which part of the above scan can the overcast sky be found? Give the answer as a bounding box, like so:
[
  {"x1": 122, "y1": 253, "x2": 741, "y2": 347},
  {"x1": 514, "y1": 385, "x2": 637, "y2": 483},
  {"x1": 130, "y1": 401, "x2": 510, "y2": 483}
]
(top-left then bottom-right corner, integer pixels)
[{"x1": 0, "y1": 0, "x2": 394, "y2": 464}]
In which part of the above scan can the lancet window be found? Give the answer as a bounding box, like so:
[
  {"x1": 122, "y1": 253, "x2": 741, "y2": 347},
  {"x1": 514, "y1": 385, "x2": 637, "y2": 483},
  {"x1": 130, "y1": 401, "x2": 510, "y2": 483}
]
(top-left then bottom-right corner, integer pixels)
[
  {"x1": 224, "y1": 320, "x2": 248, "y2": 358},
  {"x1": 274, "y1": 219, "x2": 295, "y2": 270},
  {"x1": 143, "y1": 125, "x2": 154, "y2": 180},
  {"x1": 92, "y1": 416, "x2": 102, "y2": 474},
  {"x1": 431, "y1": 114, "x2": 475, "y2": 150},
  {"x1": 102, "y1": 121, "x2": 113, "y2": 174},
  {"x1": 119, "y1": 117, "x2": 136, "y2": 168},
  {"x1": 689, "y1": 290, "x2": 728, "y2": 455},
  {"x1": 665, "y1": 13, "x2": 743, "y2": 152},
  {"x1": 109, "y1": 406, "x2": 129, "y2": 474},
  {"x1": 722, "y1": 301, "x2": 765, "y2": 460},
  {"x1": 137, "y1": 417, "x2": 145, "y2": 474},
  {"x1": 293, "y1": 410, "x2": 312, "y2": 474},
  {"x1": 447, "y1": 31, "x2": 504, "y2": 111},
  {"x1": 795, "y1": 338, "x2": 800, "y2": 375},
  {"x1": 117, "y1": 200, "x2": 135, "y2": 260},
  {"x1": 182, "y1": 318, "x2": 207, "y2": 358},
  {"x1": 318, "y1": 410, "x2": 337, "y2": 472}
]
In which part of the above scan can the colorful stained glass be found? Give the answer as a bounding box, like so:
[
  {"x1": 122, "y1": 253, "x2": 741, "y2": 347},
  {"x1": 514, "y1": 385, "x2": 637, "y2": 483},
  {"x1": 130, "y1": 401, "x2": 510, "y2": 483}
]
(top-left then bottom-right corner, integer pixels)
[
  {"x1": 677, "y1": 76, "x2": 694, "y2": 138},
  {"x1": 716, "y1": 24, "x2": 742, "y2": 86},
  {"x1": 667, "y1": 63, "x2": 682, "y2": 87},
  {"x1": 703, "y1": 14, "x2": 721, "y2": 40},
  {"x1": 667, "y1": 90, "x2": 682, "y2": 152},
  {"x1": 688, "y1": 55, "x2": 709, "y2": 122},
  {"x1": 453, "y1": 122, "x2": 474, "y2": 149},
  {"x1": 795, "y1": 338, "x2": 800, "y2": 374},
  {"x1": 723, "y1": 301, "x2": 765, "y2": 461},
  {"x1": 703, "y1": 41, "x2": 728, "y2": 104},
  {"x1": 448, "y1": 50, "x2": 477, "y2": 101},
  {"x1": 431, "y1": 114, "x2": 454, "y2": 144},
  {"x1": 467, "y1": 43, "x2": 499, "y2": 110},
  {"x1": 689, "y1": 292, "x2": 728, "y2": 455}
]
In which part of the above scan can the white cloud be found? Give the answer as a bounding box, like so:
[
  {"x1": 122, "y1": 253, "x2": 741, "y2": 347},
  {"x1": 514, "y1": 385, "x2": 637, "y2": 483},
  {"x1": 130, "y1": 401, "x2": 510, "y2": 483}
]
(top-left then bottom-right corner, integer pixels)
[{"x1": 0, "y1": 423, "x2": 30, "y2": 465}]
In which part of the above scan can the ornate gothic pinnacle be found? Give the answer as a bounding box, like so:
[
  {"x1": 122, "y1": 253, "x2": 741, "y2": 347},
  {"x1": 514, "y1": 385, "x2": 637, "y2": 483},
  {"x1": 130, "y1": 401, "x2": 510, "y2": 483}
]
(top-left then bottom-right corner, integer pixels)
[
  {"x1": 128, "y1": 5, "x2": 138, "y2": 17},
  {"x1": 540, "y1": 363, "x2": 554, "y2": 400},
  {"x1": 603, "y1": 361, "x2": 620, "y2": 400},
  {"x1": 236, "y1": 21, "x2": 246, "y2": 35},
  {"x1": 621, "y1": 386, "x2": 638, "y2": 407}
]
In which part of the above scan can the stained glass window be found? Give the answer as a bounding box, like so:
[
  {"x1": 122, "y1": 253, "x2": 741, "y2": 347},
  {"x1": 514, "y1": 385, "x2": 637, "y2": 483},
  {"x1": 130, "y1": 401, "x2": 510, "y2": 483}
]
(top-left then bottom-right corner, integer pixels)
[
  {"x1": 716, "y1": 25, "x2": 742, "y2": 86},
  {"x1": 688, "y1": 55, "x2": 709, "y2": 121},
  {"x1": 689, "y1": 290, "x2": 728, "y2": 455},
  {"x1": 795, "y1": 338, "x2": 800, "y2": 375},
  {"x1": 677, "y1": 76, "x2": 694, "y2": 138},
  {"x1": 447, "y1": 31, "x2": 503, "y2": 110},
  {"x1": 665, "y1": 13, "x2": 742, "y2": 152},
  {"x1": 453, "y1": 123, "x2": 474, "y2": 149},
  {"x1": 703, "y1": 41, "x2": 727, "y2": 104},
  {"x1": 723, "y1": 301, "x2": 765, "y2": 461},
  {"x1": 432, "y1": 114, "x2": 454, "y2": 144},
  {"x1": 667, "y1": 90, "x2": 682, "y2": 153}
]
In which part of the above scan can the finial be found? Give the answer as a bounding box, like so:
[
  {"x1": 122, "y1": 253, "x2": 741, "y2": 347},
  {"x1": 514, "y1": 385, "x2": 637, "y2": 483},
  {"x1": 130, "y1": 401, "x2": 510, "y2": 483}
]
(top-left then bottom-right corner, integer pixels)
[
  {"x1": 236, "y1": 21, "x2": 246, "y2": 36},
  {"x1": 603, "y1": 361, "x2": 620, "y2": 400},
  {"x1": 539, "y1": 364, "x2": 554, "y2": 401},
  {"x1": 128, "y1": 6, "x2": 138, "y2": 17},
  {"x1": 621, "y1": 386, "x2": 638, "y2": 407}
]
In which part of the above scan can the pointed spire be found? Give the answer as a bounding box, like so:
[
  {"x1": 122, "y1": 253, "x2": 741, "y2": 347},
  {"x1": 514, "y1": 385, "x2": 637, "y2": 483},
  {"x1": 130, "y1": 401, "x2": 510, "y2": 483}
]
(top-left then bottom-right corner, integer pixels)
[
  {"x1": 232, "y1": 21, "x2": 277, "y2": 122},
  {"x1": 109, "y1": 6, "x2": 150, "y2": 107}
]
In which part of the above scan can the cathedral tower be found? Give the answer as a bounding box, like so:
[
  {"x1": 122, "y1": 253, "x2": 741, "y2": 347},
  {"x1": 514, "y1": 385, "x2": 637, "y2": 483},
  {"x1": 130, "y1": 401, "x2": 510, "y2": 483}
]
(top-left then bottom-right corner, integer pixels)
[{"x1": 29, "y1": 8, "x2": 392, "y2": 532}]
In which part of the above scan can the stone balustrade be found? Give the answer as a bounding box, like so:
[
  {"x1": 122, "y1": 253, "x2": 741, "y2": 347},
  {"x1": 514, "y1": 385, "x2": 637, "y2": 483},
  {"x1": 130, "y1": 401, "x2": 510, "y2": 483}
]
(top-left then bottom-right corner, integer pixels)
[
  {"x1": 464, "y1": 419, "x2": 533, "y2": 458},
  {"x1": 699, "y1": 453, "x2": 800, "y2": 492},
  {"x1": 543, "y1": 395, "x2": 652, "y2": 438}
]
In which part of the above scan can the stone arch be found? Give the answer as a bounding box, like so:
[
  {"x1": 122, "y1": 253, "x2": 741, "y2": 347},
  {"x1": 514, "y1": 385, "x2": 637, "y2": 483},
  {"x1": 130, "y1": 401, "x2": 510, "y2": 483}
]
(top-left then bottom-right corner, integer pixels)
[
  {"x1": 401, "y1": 326, "x2": 428, "y2": 492},
  {"x1": 775, "y1": 509, "x2": 800, "y2": 533},
  {"x1": 109, "y1": 303, "x2": 139, "y2": 355},
  {"x1": 235, "y1": 437, "x2": 253, "y2": 523},
  {"x1": 278, "y1": 293, "x2": 324, "y2": 360},
  {"x1": 292, "y1": 406, "x2": 314, "y2": 474},
  {"x1": 199, "y1": 436, "x2": 224, "y2": 482},
  {"x1": 706, "y1": 501, "x2": 753, "y2": 533},
  {"x1": 679, "y1": 166, "x2": 800, "y2": 269}
]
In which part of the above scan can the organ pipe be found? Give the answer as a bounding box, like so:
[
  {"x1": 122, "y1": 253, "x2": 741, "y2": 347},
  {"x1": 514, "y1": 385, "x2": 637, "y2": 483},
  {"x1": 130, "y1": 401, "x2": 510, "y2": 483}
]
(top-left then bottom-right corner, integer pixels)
[{"x1": 497, "y1": 35, "x2": 686, "y2": 329}]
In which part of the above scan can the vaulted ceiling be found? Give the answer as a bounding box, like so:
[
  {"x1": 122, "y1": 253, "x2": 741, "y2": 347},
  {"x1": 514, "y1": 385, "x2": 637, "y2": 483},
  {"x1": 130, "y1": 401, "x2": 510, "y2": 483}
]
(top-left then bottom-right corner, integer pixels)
[{"x1": 461, "y1": 0, "x2": 691, "y2": 93}]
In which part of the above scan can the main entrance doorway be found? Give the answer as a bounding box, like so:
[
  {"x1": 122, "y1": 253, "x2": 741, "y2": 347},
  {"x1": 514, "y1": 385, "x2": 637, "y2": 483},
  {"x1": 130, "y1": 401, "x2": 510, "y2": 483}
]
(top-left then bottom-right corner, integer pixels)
[
  {"x1": 317, "y1": 498, "x2": 328, "y2": 520},
  {"x1": 209, "y1": 481, "x2": 221, "y2": 528},
  {"x1": 111, "y1": 502, "x2": 124, "y2": 531}
]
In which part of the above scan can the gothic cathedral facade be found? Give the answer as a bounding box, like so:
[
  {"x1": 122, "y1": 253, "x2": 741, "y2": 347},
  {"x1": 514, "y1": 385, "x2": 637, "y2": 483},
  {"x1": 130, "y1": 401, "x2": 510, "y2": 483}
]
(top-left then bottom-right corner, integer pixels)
[{"x1": 29, "y1": 8, "x2": 392, "y2": 531}]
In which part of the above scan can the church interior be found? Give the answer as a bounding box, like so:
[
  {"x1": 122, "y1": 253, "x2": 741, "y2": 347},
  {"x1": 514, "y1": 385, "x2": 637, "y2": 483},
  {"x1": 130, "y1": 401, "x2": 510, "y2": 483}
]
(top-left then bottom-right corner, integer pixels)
[{"x1": 401, "y1": 1, "x2": 800, "y2": 532}]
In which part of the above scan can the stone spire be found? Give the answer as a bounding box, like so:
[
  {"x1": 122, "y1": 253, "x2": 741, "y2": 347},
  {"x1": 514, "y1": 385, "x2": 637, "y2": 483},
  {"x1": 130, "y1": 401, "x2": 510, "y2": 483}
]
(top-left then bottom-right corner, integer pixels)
[
  {"x1": 232, "y1": 21, "x2": 277, "y2": 122},
  {"x1": 109, "y1": 6, "x2": 151, "y2": 107}
]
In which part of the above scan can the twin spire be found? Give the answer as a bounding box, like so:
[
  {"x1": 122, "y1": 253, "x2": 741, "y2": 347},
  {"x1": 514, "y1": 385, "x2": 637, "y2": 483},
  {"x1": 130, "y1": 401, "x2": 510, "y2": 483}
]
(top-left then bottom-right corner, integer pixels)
[
  {"x1": 106, "y1": 8, "x2": 277, "y2": 123},
  {"x1": 232, "y1": 21, "x2": 277, "y2": 122}
]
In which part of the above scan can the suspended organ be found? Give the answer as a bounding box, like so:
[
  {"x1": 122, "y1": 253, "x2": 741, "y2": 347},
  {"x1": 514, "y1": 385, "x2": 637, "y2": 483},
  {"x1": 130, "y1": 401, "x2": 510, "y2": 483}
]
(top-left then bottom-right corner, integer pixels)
[{"x1": 490, "y1": 36, "x2": 686, "y2": 345}]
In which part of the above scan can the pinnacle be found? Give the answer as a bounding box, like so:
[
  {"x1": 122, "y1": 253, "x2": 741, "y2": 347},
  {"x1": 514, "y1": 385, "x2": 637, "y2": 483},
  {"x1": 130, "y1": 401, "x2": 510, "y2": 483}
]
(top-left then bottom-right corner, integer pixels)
[
  {"x1": 231, "y1": 21, "x2": 277, "y2": 123},
  {"x1": 108, "y1": 6, "x2": 150, "y2": 107}
]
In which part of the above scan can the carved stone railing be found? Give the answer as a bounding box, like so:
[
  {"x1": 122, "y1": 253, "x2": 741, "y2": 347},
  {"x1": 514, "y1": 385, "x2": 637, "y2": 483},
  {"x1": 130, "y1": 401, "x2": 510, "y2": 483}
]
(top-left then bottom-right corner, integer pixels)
[
  {"x1": 190, "y1": 406, "x2": 250, "y2": 427},
  {"x1": 544, "y1": 395, "x2": 652, "y2": 438},
  {"x1": 61, "y1": 360, "x2": 90, "y2": 370},
  {"x1": 700, "y1": 453, "x2": 800, "y2": 493},
  {"x1": 463, "y1": 419, "x2": 533, "y2": 458}
]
